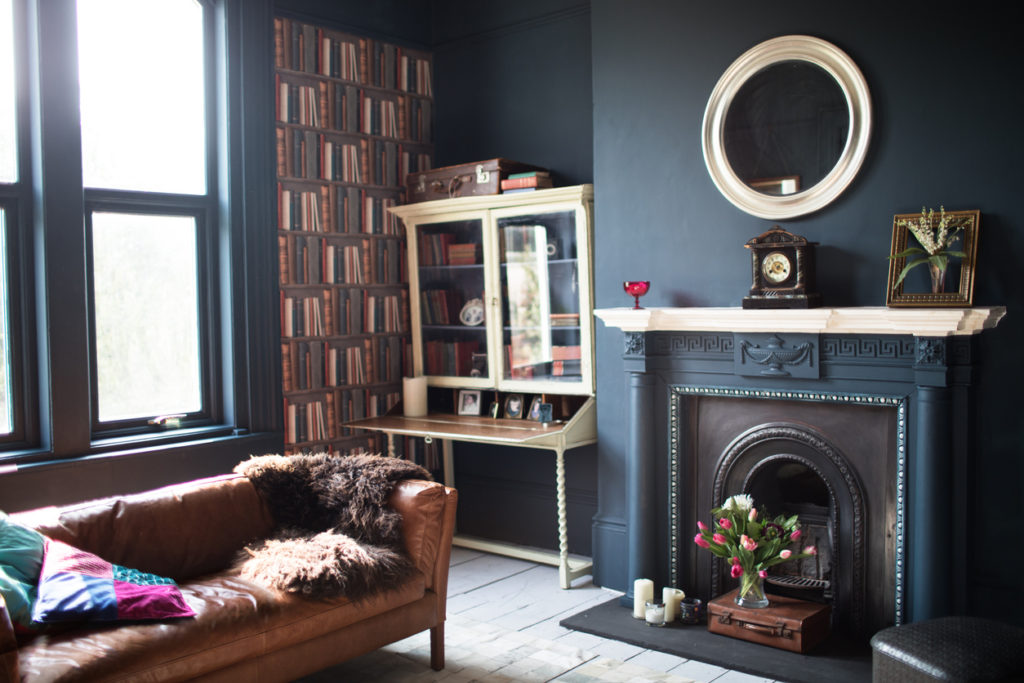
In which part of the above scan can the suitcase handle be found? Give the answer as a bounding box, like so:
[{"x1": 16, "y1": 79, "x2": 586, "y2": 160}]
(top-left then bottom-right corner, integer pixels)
[{"x1": 717, "y1": 611, "x2": 793, "y2": 639}]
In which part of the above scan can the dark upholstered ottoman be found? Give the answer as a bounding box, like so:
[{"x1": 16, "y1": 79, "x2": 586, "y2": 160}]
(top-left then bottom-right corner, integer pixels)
[{"x1": 871, "y1": 616, "x2": 1024, "y2": 681}]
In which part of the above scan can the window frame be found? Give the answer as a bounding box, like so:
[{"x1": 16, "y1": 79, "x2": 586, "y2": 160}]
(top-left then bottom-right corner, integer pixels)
[
  {"x1": 83, "y1": 195, "x2": 221, "y2": 438},
  {"x1": 79, "y1": 0, "x2": 223, "y2": 440},
  {"x1": 0, "y1": 0, "x2": 282, "y2": 467},
  {"x1": 0, "y1": 0, "x2": 37, "y2": 453}
]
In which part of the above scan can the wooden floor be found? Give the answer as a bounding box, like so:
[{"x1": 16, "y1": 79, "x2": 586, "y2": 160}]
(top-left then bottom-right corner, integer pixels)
[{"x1": 300, "y1": 548, "x2": 787, "y2": 682}]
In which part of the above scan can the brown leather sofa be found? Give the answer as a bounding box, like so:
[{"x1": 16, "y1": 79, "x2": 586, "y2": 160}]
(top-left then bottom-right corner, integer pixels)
[{"x1": 1, "y1": 473, "x2": 457, "y2": 682}]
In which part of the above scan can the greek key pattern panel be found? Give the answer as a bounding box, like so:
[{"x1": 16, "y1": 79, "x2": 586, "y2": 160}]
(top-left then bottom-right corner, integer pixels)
[
  {"x1": 648, "y1": 333, "x2": 734, "y2": 357},
  {"x1": 821, "y1": 336, "x2": 916, "y2": 362}
]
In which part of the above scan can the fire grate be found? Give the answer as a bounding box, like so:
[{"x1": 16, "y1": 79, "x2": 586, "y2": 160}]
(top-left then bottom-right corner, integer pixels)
[{"x1": 766, "y1": 574, "x2": 830, "y2": 591}]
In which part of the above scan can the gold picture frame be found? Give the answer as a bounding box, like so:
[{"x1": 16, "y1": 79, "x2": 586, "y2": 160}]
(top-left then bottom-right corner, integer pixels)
[{"x1": 885, "y1": 209, "x2": 980, "y2": 307}]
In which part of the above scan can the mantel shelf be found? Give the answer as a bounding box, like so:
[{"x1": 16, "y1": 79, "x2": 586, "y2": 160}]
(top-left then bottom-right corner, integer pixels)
[{"x1": 594, "y1": 306, "x2": 1006, "y2": 337}]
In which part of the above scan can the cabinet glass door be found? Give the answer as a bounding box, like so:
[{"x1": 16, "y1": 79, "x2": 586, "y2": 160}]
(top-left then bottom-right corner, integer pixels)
[
  {"x1": 497, "y1": 208, "x2": 585, "y2": 389},
  {"x1": 413, "y1": 217, "x2": 489, "y2": 382}
]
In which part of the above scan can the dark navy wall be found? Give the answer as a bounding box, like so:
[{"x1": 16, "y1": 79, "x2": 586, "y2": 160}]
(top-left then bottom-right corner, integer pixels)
[
  {"x1": 431, "y1": 1, "x2": 593, "y2": 185},
  {"x1": 590, "y1": 1, "x2": 1023, "y2": 618}
]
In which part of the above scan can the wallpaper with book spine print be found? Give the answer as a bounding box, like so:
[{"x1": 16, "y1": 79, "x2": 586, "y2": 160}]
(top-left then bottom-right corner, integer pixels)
[{"x1": 275, "y1": 16, "x2": 432, "y2": 464}]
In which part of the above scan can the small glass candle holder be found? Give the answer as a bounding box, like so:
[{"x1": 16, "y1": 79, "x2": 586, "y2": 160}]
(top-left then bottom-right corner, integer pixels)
[
  {"x1": 644, "y1": 600, "x2": 666, "y2": 627},
  {"x1": 679, "y1": 597, "x2": 703, "y2": 624}
]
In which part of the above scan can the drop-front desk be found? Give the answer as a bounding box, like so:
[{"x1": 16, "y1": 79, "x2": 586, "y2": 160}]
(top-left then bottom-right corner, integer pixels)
[{"x1": 346, "y1": 396, "x2": 595, "y2": 589}]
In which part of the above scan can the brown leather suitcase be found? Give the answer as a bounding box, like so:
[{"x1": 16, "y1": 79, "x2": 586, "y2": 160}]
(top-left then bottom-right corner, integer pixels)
[
  {"x1": 707, "y1": 589, "x2": 831, "y2": 653},
  {"x1": 405, "y1": 158, "x2": 546, "y2": 203}
]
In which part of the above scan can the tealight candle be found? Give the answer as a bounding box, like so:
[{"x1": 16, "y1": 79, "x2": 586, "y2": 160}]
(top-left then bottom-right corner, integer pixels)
[{"x1": 645, "y1": 601, "x2": 666, "y2": 626}]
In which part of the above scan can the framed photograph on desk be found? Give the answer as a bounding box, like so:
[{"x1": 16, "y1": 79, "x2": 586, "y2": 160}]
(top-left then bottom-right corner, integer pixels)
[
  {"x1": 504, "y1": 393, "x2": 524, "y2": 419},
  {"x1": 458, "y1": 390, "x2": 482, "y2": 416}
]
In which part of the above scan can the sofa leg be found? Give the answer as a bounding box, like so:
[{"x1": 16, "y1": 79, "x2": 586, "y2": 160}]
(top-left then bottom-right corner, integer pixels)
[{"x1": 430, "y1": 623, "x2": 445, "y2": 670}]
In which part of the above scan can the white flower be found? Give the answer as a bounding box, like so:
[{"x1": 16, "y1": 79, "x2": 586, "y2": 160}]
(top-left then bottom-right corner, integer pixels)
[{"x1": 723, "y1": 494, "x2": 754, "y2": 512}]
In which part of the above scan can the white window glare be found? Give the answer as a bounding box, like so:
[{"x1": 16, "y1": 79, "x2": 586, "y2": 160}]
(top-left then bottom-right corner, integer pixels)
[
  {"x1": 77, "y1": 0, "x2": 206, "y2": 194},
  {"x1": 0, "y1": 0, "x2": 16, "y2": 183},
  {"x1": 92, "y1": 212, "x2": 202, "y2": 422}
]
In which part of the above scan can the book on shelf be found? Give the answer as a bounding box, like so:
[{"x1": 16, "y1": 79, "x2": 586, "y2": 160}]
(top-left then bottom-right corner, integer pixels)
[
  {"x1": 447, "y1": 243, "x2": 479, "y2": 266},
  {"x1": 500, "y1": 172, "x2": 552, "y2": 191},
  {"x1": 549, "y1": 313, "x2": 580, "y2": 327}
]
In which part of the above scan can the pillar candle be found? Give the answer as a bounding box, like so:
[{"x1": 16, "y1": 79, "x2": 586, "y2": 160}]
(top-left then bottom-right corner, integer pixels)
[
  {"x1": 662, "y1": 587, "x2": 685, "y2": 622},
  {"x1": 632, "y1": 578, "x2": 654, "y2": 618},
  {"x1": 402, "y1": 376, "x2": 428, "y2": 417}
]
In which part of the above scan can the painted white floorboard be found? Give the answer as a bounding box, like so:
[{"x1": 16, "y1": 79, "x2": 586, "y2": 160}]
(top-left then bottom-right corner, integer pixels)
[{"x1": 298, "y1": 549, "x2": 785, "y2": 683}]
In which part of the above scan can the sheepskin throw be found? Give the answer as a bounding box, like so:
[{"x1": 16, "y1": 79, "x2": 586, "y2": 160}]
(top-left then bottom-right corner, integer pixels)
[{"x1": 233, "y1": 453, "x2": 431, "y2": 600}]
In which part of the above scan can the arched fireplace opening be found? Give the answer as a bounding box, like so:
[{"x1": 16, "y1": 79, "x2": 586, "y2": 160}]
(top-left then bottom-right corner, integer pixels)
[{"x1": 711, "y1": 422, "x2": 868, "y2": 636}]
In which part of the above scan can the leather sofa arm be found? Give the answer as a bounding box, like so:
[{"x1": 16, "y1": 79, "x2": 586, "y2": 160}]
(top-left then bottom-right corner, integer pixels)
[
  {"x1": 1, "y1": 594, "x2": 18, "y2": 682},
  {"x1": 388, "y1": 480, "x2": 458, "y2": 600}
]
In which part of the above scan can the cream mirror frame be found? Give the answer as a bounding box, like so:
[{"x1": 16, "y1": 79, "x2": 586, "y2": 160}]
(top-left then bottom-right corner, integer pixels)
[{"x1": 702, "y1": 35, "x2": 872, "y2": 220}]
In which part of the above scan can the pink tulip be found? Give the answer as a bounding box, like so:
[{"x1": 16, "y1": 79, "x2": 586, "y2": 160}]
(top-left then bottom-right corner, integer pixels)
[
  {"x1": 759, "y1": 569, "x2": 767, "y2": 578},
  {"x1": 697, "y1": 520, "x2": 708, "y2": 531},
  {"x1": 790, "y1": 529, "x2": 802, "y2": 541},
  {"x1": 748, "y1": 508, "x2": 758, "y2": 522},
  {"x1": 805, "y1": 545, "x2": 817, "y2": 555},
  {"x1": 731, "y1": 556, "x2": 740, "y2": 566},
  {"x1": 694, "y1": 533, "x2": 710, "y2": 549},
  {"x1": 718, "y1": 518, "x2": 733, "y2": 530},
  {"x1": 730, "y1": 563, "x2": 743, "y2": 579},
  {"x1": 713, "y1": 533, "x2": 727, "y2": 545},
  {"x1": 780, "y1": 549, "x2": 792, "y2": 559},
  {"x1": 741, "y1": 534, "x2": 757, "y2": 551}
]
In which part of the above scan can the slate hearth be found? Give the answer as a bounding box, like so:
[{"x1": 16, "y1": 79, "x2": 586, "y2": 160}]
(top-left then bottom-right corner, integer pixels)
[
  {"x1": 560, "y1": 597, "x2": 871, "y2": 683},
  {"x1": 594, "y1": 306, "x2": 1005, "y2": 631}
]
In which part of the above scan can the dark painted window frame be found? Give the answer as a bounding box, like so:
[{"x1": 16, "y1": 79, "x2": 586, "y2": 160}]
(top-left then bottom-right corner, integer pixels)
[{"x1": 0, "y1": 0, "x2": 281, "y2": 467}]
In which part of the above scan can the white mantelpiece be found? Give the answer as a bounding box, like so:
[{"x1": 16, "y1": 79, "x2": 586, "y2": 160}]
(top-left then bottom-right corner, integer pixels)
[{"x1": 594, "y1": 306, "x2": 1006, "y2": 337}]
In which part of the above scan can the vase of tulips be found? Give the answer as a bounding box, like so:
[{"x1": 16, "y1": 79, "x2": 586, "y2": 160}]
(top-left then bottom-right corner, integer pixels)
[{"x1": 694, "y1": 494, "x2": 817, "y2": 608}]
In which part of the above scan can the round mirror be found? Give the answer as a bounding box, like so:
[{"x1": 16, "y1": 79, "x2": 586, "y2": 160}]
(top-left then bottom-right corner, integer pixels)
[{"x1": 702, "y1": 36, "x2": 871, "y2": 220}]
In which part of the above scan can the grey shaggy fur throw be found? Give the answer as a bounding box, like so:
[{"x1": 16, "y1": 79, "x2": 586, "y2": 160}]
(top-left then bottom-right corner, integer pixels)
[{"x1": 233, "y1": 453, "x2": 431, "y2": 600}]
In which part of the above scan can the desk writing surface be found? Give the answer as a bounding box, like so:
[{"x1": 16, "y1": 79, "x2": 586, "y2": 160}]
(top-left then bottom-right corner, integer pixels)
[{"x1": 345, "y1": 413, "x2": 573, "y2": 447}]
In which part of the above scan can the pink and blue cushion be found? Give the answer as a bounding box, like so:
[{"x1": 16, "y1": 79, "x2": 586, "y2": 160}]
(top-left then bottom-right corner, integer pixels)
[{"x1": 31, "y1": 538, "x2": 194, "y2": 624}]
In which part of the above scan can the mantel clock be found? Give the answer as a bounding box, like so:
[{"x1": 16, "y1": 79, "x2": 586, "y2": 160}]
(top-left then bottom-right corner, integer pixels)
[{"x1": 742, "y1": 227, "x2": 821, "y2": 309}]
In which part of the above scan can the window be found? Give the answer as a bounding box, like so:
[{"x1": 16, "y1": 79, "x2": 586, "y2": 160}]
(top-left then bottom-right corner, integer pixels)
[
  {"x1": 78, "y1": 0, "x2": 216, "y2": 433},
  {"x1": 1, "y1": 0, "x2": 16, "y2": 438},
  {"x1": 90, "y1": 211, "x2": 203, "y2": 422},
  {"x1": 0, "y1": 0, "x2": 277, "y2": 470},
  {"x1": 0, "y1": 209, "x2": 10, "y2": 435}
]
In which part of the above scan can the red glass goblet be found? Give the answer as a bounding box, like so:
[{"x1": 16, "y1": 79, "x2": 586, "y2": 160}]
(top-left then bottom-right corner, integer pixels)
[{"x1": 623, "y1": 281, "x2": 651, "y2": 309}]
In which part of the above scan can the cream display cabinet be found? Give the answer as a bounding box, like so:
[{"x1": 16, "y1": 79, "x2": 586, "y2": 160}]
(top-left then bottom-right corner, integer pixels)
[{"x1": 347, "y1": 184, "x2": 596, "y2": 588}]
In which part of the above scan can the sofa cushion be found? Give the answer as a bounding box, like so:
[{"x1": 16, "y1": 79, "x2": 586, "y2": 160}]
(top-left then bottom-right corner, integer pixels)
[
  {"x1": 15, "y1": 570, "x2": 426, "y2": 682},
  {"x1": 15, "y1": 475, "x2": 276, "y2": 582},
  {"x1": 32, "y1": 539, "x2": 194, "y2": 625},
  {"x1": 0, "y1": 511, "x2": 47, "y2": 628}
]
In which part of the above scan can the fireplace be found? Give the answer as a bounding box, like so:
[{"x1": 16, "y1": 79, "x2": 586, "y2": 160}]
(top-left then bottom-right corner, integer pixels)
[
  {"x1": 595, "y1": 306, "x2": 1005, "y2": 638},
  {"x1": 670, "y1": 390, "x2": 901, "y2": 637}
]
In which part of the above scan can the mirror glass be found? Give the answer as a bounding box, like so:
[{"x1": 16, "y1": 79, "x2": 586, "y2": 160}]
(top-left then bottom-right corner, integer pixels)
[
  {"x1": 702, "y1": 36, "x2": 871, "y2": 220},
  {"x1": 724, "y1": 61, "x2": 848, "y2": 197}
]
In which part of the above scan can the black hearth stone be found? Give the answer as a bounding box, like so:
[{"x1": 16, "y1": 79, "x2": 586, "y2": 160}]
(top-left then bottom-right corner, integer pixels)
[{"x1": 559, "y1": 598, "x2": 871, "y2": 683}]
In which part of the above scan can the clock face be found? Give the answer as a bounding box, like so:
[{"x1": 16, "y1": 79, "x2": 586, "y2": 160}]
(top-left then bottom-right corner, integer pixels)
[{"x1": 761, "y1": 251, "x2": 792, "y2": 284}]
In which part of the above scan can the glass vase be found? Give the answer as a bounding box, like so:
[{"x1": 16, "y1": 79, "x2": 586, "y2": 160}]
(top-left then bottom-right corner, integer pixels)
[
  {"x1": 735, "y1": 572, "x2": 769, "y2": 609},
  {"x1": 928, "y1": 262, "x2": 947, "y2": 294}
]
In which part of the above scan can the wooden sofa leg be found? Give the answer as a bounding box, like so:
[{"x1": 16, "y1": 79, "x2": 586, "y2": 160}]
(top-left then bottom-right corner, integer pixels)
[{"x1": 430, "y1": 623, "x2": 445, "y2": 670}]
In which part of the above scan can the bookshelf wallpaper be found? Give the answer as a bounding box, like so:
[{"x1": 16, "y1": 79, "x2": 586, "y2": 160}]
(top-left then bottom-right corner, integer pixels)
[{"x1": 274, "y1": 16, "x2": 433, "y2": 466}]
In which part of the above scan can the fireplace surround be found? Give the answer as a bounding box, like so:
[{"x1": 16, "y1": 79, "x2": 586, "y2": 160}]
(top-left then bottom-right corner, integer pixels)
[{"x1": 595, "y1": 306, "x2": 1005, "y2": 636}]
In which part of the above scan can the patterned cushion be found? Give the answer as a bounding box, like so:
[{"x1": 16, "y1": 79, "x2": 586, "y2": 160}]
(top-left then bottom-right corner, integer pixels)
[
  {"x1": 0, "y1": 511, "x2": 46, "y2": 628},
  {"x1": 31, "y1": 538, "x2": 195, "y2": 624}
]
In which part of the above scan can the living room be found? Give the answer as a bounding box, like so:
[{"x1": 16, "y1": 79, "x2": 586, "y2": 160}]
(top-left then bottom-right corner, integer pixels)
[{"x1": 2, "y1": 0, "x2": 1022, "y2": 680}]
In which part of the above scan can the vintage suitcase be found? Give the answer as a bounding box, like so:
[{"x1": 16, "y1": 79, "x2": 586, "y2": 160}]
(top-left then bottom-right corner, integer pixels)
[
  {"x1": 707, "y1": 589, "x2": 831, "y2": 653},
  {"x1": 405, "y1": 158, "x2": 546, "y2": 203}
]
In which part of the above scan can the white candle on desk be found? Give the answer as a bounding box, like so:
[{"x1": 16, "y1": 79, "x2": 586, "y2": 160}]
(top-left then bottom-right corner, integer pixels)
[
  {"x1": 633, "y1": 578, "x2": 654, "y2": 618},
  {"x1": 662, "y1": 587, "x2": 685, "y2": 622},
  {"x1": 402, "y1": 377, "x2": 428, "y2": 417}
]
